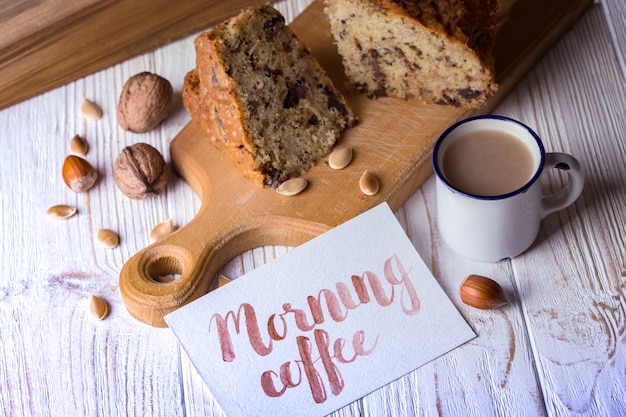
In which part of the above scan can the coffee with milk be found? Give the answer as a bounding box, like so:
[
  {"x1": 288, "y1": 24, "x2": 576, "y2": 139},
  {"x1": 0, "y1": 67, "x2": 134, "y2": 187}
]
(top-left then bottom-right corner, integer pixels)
[{"x1": 440, "y1": 129, "x2": 535, "y2": 196}]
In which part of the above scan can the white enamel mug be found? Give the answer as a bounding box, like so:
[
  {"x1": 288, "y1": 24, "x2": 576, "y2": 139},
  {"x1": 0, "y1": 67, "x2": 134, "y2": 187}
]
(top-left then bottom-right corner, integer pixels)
[{"x1": 432, "y1": 115, "x2": 584, "y2": 262}]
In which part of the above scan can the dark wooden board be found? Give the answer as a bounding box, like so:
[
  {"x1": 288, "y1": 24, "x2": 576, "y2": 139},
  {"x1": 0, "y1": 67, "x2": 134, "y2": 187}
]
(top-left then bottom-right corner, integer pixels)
[{"x1": 0, "y1": 0, "x2": 276, "y2": 110}]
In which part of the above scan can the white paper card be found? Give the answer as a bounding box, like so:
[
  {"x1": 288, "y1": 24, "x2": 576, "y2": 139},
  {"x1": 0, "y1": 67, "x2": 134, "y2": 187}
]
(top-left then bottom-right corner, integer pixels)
[{"x1": 166, "y1": 203, "x2": 475, "y2": 417}]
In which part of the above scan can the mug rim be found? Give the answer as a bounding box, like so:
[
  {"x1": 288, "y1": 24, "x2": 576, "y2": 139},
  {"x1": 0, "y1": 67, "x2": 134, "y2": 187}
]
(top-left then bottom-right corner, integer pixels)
[{"x1": 432, "y1": 115, "x2": 546, "y2": 201}]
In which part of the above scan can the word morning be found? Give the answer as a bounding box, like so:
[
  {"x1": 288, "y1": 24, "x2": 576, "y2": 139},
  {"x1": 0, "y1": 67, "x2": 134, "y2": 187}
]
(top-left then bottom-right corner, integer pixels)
[{"x1": 207, "y1": 254, "x2": 421, "y2": 403}]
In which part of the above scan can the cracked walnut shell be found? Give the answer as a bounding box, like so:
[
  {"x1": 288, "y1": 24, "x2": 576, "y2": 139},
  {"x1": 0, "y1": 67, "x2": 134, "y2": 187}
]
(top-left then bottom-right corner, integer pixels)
[
  {"x1": 117, "y1": 72, "x2": 173, "y2": 133},
  {"x1": 113, "y1": 143, "x2": 168, "y2": 199}
]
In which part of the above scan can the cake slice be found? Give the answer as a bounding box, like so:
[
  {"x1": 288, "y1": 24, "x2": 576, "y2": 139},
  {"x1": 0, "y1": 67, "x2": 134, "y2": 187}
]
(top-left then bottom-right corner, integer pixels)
[
  {"x1": 324, "y1": 0, "x2": 500, "y2": 108},
  {"x1": 183, "y1": 4, "x2": 356, "y2": 187}
]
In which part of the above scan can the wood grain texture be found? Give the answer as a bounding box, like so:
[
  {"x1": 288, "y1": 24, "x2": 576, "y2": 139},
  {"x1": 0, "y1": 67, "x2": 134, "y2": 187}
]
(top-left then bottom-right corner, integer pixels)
[
  {"x1": 1, "y1": 0, "x2": 626, "y2": 416},
  {"x1": 0, "y1": 0, "x2": 278, "y2": 111},
  {"x1": 118, "y1": 0, "x2": 593, "y2": 327},
  {"x1": 496, "y1": 5, "x2": 626, "y2": 413}
]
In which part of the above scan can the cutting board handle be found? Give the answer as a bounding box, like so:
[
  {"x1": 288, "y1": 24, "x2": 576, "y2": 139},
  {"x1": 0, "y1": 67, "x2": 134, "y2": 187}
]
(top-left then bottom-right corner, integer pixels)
[{"x1": 119, "y1": 210, "x2": 329, "y2": 327}]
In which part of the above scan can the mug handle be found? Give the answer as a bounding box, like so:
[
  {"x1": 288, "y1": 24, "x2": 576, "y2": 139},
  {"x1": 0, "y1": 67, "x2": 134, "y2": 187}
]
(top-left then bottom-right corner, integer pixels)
[{"x1": 541, "y1": 152, "x2": 584, "y2": 218}]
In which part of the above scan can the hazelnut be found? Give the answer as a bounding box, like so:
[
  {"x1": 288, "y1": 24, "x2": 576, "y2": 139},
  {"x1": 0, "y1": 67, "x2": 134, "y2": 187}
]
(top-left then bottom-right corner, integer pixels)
[
  {"x1": 460, "y1": 274, "x2": 508, "y2": 310},
  {"x1": 62, "y1": 155, "x2": 98, "y2": 193},
  {"x1": 113, "y1": 143, "x2": 168, "y2": 199},
  {"x1": 117, "y1": 72, "x2": 173, "y2": 133}
]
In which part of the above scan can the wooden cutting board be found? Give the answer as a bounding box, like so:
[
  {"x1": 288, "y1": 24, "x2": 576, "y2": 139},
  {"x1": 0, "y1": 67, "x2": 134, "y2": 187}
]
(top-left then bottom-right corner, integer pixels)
[
  {"x1": 119, "y1": 0, "x2": 593, "y2": 327},
  {"x1": 0, "y1": 0, "x2": 275, "y2": 110}
]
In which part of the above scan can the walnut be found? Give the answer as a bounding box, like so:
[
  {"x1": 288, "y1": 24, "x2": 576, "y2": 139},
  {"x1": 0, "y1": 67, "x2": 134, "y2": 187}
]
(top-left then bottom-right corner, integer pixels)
[
  {"x1": 117, "y1": 72, "x2": 173, "y2": 133},
  {"x1": 113, "y1": 143, "x2": 168, "y2": 199}
]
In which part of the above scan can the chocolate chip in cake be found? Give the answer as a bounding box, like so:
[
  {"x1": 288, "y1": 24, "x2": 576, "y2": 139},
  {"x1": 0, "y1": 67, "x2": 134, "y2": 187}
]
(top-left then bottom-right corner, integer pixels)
[
  {"x1": 247, "y1": 101, "x2": 259, "y2": 115},
  {"x1": 323, "y1": 85, "x2": 351, "y2": 120},
  {"x1": 283, "y1": 80, "x2": 307, "y2": 109},
  {"x1": 457, "y1": 88, "x2": 482, "y2": 100},
  {"x1": 263, "y1": 14, "x2": 284, "y2": 35}
]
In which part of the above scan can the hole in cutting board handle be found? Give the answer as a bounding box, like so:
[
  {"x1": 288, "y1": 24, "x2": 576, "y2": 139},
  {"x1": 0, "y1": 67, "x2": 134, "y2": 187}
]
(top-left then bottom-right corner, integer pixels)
[{"x1": 145, "y1": 253, "x2": 184, "y2": 283}]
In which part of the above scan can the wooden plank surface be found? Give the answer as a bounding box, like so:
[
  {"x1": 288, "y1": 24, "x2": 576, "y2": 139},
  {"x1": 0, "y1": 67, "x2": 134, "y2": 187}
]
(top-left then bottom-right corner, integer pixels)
[
  {"x1": 1, "y1": 0, "x2": 626, "y2": 416},
  {"x1": 0, "y1": 0, "x2": 276, "y2": 111},
  {"x1": 118, "y1": 0, "x2": 593, "y2": 327}
]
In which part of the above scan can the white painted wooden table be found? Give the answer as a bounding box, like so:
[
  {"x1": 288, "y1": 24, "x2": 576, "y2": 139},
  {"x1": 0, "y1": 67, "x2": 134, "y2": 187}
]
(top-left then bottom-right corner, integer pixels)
[{"x1": 1, "y1": 0, "x2": 625, "y2": 415}]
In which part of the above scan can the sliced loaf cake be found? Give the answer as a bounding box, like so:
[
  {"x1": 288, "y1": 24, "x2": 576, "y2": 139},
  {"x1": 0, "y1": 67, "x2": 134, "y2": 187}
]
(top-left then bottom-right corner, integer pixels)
[
  {"x1": 183, "y1": 5, "x2": 356, "y2": 187},
  {"x1": 324, "y1": 0, "x2": 500, "y2": 108}
]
